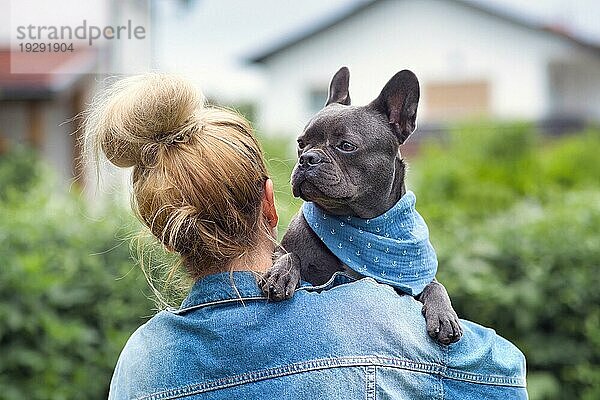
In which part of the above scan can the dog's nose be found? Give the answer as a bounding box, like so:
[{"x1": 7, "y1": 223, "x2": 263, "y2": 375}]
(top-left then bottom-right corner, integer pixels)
[{"x1": 299, "y1": 151, "x2": 324, "y2": 167}]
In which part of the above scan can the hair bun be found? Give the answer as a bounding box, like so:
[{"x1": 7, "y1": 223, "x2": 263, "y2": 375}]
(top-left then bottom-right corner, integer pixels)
[{"x1": 85, "y1": 73, "x2": 203, "y2": 168}]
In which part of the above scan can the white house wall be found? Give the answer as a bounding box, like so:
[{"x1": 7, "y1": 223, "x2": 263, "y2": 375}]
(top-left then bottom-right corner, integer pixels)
[{"x1": 257, "y1": 0, "x2": 592, "y2": 135}]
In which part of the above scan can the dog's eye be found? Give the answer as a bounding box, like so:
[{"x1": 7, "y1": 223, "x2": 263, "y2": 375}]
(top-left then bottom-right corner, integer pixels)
[
  {"x1": 297, "y1": 139, "x2": 306, "y2": 149},
  {"x1": 337, "y1": 141, "x2": 357, "y2": 152}
]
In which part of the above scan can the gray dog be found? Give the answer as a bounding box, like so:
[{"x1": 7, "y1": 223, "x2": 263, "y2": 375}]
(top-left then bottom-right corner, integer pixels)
[{"x1": 260, "y1": 67, "x2": 462, "y2": 345}]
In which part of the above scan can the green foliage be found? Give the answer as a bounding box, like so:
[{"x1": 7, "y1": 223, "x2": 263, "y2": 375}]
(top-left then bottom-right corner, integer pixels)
[
  {"x1": 0, "y1": 149, "x2": 153, "y2": 400},
  {"x1": 258, "y1": 134, "x2": 303, "y2": 238},
  {"x1": 0, "y1": 146, "x2": 44, "y2": 202},
  {"x1": 409, "y1": 123, "x2": 600, "y2": 400},
  {"x1": 431, "y1": 191, "x2": 600, "y2": 400},
  {"x1": 538, "y1": 129, "x2": 600, "y2": 191},
  {"x1": 413, "y1": 123, "x2": 600, "y2": 223}
]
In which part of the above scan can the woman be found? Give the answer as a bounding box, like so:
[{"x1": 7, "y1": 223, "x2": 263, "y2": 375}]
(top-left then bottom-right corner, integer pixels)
[{"x1": 86, "y1": 74, "x2": 527, "y2": 399}]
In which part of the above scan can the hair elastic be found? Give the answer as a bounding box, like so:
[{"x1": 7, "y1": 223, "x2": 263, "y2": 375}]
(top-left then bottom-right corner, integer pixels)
[{"x1": 159, "y1": 116, "x2": 202, "y2": 146}]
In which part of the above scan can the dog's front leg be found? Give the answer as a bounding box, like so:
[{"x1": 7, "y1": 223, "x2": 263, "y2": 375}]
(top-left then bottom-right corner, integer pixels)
[
  {"x1": 418, "y1": 279, "x2": 463, "y2": 344},
  {"x1": 259, "y1": 248, "x2": 301, "y2": 301}
]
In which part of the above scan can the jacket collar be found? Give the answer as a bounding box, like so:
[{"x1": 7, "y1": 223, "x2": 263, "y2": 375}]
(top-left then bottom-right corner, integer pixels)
[
  {"x1": 174, "y1": 271, "x2": 265, "y2": 313},
  {"x1": 171, "y1": 271, "x2": 358, "y2": 314}
]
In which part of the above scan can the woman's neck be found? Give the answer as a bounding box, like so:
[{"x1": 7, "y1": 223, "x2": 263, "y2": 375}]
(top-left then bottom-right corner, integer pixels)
[
  {"x1": 227, "y1": 240, "x2": 274, "y2": 274},
  {"x1": 192, "y1": 233, "x2": 275, "y2": 279}
]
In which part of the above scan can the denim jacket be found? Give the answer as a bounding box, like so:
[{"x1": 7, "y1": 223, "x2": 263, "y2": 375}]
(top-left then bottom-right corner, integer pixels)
[{"x1": 109, "y1": 272, "x2": 527, "y2": 400}]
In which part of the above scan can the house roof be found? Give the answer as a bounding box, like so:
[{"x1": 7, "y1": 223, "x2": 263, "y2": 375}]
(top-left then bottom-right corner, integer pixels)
[
  {"x1": 0, "y1": 49, "x2": 98, "y2": 101},
  {"x1": 247, "y1": 0, "x2": 600, "y2": 64}
]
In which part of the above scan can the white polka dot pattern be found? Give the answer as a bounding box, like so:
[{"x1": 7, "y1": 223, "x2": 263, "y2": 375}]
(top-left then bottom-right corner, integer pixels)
[{"x1": 302, "y1": 190, "x2": 438, "y2": 296}]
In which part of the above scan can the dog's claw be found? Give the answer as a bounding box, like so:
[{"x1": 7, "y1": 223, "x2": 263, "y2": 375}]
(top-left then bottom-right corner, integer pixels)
[
  {"x1": 260, "y1": 252, "x2": 301, "y2": 301},
  {"x1": 420, "y1": 282, "x2": 462, "y2": 345},
  {"x1": 423, "y1": 306, "x2": 462, "y2": 345}
]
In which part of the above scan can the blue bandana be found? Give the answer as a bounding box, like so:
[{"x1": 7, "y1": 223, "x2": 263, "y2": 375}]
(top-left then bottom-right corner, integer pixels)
[{"x1": 302, "y1": 191, "x2": 437, "y2": 296}]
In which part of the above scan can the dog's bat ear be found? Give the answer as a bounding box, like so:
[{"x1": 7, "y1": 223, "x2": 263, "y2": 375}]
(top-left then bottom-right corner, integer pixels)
[
  {"x1": 369, "y1": 70, "x2": 420, "y2": 144},
  {"x1": 325, "y1": 66, "x2": 351, "y2": 106}
]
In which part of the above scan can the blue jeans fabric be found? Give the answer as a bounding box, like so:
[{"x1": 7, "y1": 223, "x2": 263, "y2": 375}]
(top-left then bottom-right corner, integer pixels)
[{"x1": 109, "y1": 272, "x2": 527, "y2": 400}]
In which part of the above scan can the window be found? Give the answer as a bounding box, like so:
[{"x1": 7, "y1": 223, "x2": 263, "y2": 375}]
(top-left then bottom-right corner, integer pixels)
[{"x1": 425, "y1": 80, "x2": 490, "y2": 121}]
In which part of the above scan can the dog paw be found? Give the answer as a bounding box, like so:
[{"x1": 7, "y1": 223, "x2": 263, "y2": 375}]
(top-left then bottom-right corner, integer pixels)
[
  {"x1": 259, "y1": 253, "x2": 301, "y2": 301},
  {"x1": 422, "y1": 304, "x2": 463, "y2": 345}
]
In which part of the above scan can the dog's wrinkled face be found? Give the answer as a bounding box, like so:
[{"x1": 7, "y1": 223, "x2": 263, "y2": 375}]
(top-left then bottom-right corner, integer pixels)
[
  {"x1": 291, "y1": 67, "x2": 420, "y2": 219},
  {"x1": 291, "y1": 105, "x2": 399, "y2": 217}
]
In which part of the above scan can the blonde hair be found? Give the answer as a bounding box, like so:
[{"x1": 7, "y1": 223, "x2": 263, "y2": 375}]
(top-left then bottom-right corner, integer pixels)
[{"x1": 84, "y1": 73, "x2": 270, "y2": 285}]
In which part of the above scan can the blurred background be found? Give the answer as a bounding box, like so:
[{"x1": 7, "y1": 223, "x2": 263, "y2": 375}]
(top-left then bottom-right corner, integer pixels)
[{"x1": 1, "y1": 0, "x2": 599, "y2": 399}]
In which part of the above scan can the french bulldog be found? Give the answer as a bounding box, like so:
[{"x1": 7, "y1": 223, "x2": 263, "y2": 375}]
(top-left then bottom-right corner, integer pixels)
[{"x1": 261, "y1": 67, "x2": 462, "y2": 345}]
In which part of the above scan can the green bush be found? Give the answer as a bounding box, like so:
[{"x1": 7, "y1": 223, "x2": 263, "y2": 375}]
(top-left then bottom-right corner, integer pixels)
[
  {"x1": 0, "y1": 148, "x2": 153, "y2": 400},
  {"x1": 0, "y1": 146, "x2": 44, "y2": 203},
  {"x1": 410, "y1": 124, "x2": 600, "y2": 400},
  {"x1": 432, "y1": 191, "x2": 600, "y2": 400}
]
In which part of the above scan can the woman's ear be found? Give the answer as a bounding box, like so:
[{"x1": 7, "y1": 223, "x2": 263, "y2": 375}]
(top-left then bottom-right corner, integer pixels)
[{"x1": 262, "y1": 178, "x2": 278, "y2": 228}]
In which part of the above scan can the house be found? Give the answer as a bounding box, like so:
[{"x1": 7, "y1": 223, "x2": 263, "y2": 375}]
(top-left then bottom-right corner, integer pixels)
[
  {"x1": 0, "y1": 0, "x2": 152, "y2": 195},
  {"x1": 249, "y1": 0, "x2": 600, "y2": 136},
  {"x1": 0, "y1": 50, "x2": 98, "y2": 185}
]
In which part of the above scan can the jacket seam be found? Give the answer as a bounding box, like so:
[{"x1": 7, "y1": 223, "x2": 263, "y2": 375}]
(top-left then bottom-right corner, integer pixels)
[
  {"x1": 442, "y1": 342, "x2": 448, "y2": 400},
  {"x1": 136, "y1": 356, "x2": 526, "y2": 400},
  {"x1": 169, "y1": 273, "x2": 359, "y2": 315},
  {"x1": 169, "y1": 297, "x2": 267, "y2": 314},
  {"x1": 365, "y1": 365, "x2": 376, "y2": 400}
]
